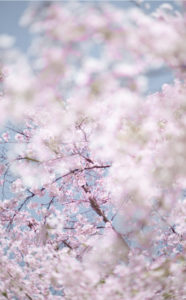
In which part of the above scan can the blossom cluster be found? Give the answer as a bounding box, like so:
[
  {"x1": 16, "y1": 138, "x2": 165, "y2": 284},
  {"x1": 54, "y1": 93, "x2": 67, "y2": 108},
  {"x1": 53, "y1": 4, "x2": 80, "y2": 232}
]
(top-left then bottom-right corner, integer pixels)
[{"x1": 0, "y1": 1, "x2": 185, "y2": 299}]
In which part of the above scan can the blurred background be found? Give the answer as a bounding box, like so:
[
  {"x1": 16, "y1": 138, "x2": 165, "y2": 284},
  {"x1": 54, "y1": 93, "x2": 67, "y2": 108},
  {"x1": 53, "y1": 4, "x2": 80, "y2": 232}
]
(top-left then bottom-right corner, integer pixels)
[{"x1": 0, "y1": 1, "x2": 178, "y2": 92}]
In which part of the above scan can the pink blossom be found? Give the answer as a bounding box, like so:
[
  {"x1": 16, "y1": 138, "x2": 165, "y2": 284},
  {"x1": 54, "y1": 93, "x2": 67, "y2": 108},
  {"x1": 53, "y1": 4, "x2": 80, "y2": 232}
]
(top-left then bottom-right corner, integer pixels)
[
  {"x1": 0, "y1": 1, "x2": 185, "y2": 299},
  {"x1": 2, "y1": 132, "x2": 9, "y2": 142}
]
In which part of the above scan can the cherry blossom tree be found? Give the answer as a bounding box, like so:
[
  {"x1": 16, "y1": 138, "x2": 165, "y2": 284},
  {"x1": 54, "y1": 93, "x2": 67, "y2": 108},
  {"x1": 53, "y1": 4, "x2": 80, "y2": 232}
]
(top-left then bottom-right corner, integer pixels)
[{"x1": 0, "y1": 1, "x2": 185, "y2": 299}]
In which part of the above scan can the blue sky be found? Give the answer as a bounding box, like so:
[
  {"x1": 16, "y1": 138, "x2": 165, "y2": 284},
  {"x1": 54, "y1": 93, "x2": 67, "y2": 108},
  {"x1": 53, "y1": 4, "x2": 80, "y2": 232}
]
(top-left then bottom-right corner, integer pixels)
[{"x1": 0, "y1": 1, "x2": 30, "y2": 51}]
